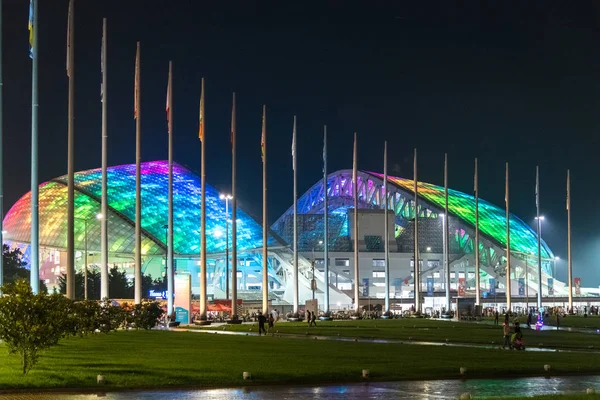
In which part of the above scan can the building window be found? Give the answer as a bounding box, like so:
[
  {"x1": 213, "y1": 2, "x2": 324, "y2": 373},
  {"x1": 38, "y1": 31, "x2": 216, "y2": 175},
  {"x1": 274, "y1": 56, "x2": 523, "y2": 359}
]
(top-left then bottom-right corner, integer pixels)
[
  {"x1": 335, "y1": 258, "x2": 349, "y2": 267},
  {"x1": 372, "y1": 271, "x2": 385, "y2": 278},
  {"x1": 372, "y1": 259, "x2": 385, "y2": 267},
  {"x1": 342, "y1": 269, "x2": 350, "y2": 275}
]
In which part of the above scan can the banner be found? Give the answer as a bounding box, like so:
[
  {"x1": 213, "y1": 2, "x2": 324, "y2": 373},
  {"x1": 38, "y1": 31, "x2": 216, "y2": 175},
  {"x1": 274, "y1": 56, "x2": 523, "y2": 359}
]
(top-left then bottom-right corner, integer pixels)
[
  {"x1": 575, "y1": 277, "x2": 581, "y2": 296},
  {"x1": 548, "y1": 278, "x2": 554, "y2": 296},
  {"x1": 427, "y1": 277, "x2": 434, "y2": 296},
  {"x1": 489, "y1": 278, "x2": 496, "y2": 296},
  {"x1": 458, "y1": 278, "x2": 466, "y2": 297},
  {"x1": 174, "y1": 274, "x2": 191, "y2": 324},
  {"x1": 518, "y1": 278, "x2": 525, "y2": 296},
  {"x1": 362, "y1": 278, "x2": 369, "y2": 297}
]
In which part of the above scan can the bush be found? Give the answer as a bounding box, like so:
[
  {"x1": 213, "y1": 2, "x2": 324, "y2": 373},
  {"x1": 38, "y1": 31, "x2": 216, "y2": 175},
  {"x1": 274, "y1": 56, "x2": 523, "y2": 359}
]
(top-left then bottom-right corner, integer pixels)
[
  {"x1": 0, "y1": 280, "x2": 73, "y2": 374},
  {"x1": 122, "y1": 301, "x2": 164, "y2": 330}
]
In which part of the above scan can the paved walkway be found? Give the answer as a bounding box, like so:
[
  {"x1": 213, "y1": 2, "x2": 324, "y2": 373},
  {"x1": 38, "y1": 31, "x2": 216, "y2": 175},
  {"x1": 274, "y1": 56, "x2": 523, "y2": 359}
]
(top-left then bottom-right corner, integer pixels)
[
  {"x1": 1, "y1": 375, "x2": 599, "y2": 399},
  {"x1": 174, "y1": 324, "x2": 600, "y2": 354}
]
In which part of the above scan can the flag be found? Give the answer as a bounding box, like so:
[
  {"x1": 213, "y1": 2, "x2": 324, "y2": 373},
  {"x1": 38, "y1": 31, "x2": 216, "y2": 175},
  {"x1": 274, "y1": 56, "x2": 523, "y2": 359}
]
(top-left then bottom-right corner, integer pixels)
[
  {"x1": 291, "y1": 116, "x2": 296, "y2": 171},
  {"x1": 66, "y1": 0, "x2": 73, "y2": 77},
  {"x1": 134, "y1": 43, "x2": 140, "y2": 119},
  {"x1": 198, "y1": 78, "x2": 205, "y2": 141},
  {"x1": 166, "y1": 62, "x2": 171, "y2": 129},
  {"x1": 28, "y1": 0, "x2": 34, "y2": 59},
  {"x1": 261, "y1": 106, "x2": 266, "y2": 162}
]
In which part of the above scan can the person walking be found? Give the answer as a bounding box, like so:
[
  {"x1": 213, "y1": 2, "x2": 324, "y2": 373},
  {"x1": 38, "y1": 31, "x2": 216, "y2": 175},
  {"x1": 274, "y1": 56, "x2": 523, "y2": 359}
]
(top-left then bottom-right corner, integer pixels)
[
  {"x1": 268, "y1": 313, "x2": 274, "y2": 332},
  {"x1": 502, "y1": 322, "x2": 512, "y2": 349},
  {"x1": 527, "y1": 311, "x2": 532, "y2": 328},
  {"x1": 306, "y1": 310, "x2": 312, "y2": 326},
  {"x1": 257, "y1": 312, "x2": 267, "y2": 336},
  {"x1": 494, "y1": 310, "x2": 499, "y2": 325},
  {"x1": 311, "y1": 311, "x2": 317, "y2": 327}
]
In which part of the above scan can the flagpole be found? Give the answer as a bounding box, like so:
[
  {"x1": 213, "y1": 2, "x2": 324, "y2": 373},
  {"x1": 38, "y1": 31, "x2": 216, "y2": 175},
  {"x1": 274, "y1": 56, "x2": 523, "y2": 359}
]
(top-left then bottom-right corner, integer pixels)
[
  {"x1": 167, "y1": 61, "x2": 174, "y2": 317},
  {"x1": 100, "y1": 18, "x2": 108, "y2": 299},
  {"x1": 292, "y1": 116, "x2": 298, "y2": 314},
  {"x1": 199, "y1": 78, "x2": 207, "y2": 321},
  {"x1": 505, "y1": 162, "x2": 511, "y2": 312},
  {"x1": 474, "y1": 158, "x2": 480, "y2": 306},
  {"x1": 134, "y1": 42, "x2": 142, "y2": 305},
  {"x1": 30, "y1": 0, "x2": 39, "y2": 294},
  {"x1": 352, "y1": 133, "x2": 359, "y2": 313},
  {"x1": 66, "y1": 0, "x2": 75, "y2": 300},
  {"x1": 323, "y1": 126, "x2": 329, "y2": 315},
  {"x1": 262, "y1": 105, "x2": 268, "y2": 314},
  {"x1": 536, "y1": 166, "x2": 542, "y2": 309},
  {"x1": 567, "y1": 170, "x2": 572, "y2": 312},
  {"x1": 0, "y1": 0, "x2": 4, "y2": 293},
  {"x1": 444, "y1": 154, "x2": 450, "y2": 311},
  {"x1": 230, "y1": 92, "x2": 238, "y2": 321},
  {"x1": 414, "y1": 149, "x2": 420, "y2": 313},
  {"x1": 383, "y1": 141, "x2": 390, "y2": 313}
]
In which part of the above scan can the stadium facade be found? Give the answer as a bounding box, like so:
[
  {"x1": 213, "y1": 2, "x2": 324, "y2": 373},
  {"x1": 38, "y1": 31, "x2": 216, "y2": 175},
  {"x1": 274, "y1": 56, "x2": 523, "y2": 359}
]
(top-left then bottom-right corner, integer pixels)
[{"x1": 3, "y1": 160, "x2": 593, "y2": 311}]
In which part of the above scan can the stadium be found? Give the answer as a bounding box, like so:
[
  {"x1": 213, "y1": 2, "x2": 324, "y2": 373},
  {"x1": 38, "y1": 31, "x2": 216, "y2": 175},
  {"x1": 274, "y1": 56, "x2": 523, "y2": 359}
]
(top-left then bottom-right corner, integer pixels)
[{"x1": 3, "y1": 160, "x2": 595, "y2": 312}]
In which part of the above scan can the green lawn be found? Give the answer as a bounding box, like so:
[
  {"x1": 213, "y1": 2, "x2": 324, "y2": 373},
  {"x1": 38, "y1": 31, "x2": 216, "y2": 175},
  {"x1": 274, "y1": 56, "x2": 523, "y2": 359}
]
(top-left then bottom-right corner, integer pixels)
[
  {"x1": 503, "y1": 396, "x2": 600, "y2": 400},
  {"x1": 1, "y1": 330, "x2": 600, "y2": 392},
  {"x1": 192, "y1": 318, "x2": 600, "y2": 350}
]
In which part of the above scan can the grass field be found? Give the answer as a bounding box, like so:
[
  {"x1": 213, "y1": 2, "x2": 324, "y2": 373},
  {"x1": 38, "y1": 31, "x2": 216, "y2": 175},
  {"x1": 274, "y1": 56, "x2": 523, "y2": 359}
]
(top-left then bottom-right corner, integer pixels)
[
  {"x1": 192, "y1": 318, "x2": 600, "y2": 350},
  {"x1": 1, "y1": 329, "x2": 600, "y2": 392}
]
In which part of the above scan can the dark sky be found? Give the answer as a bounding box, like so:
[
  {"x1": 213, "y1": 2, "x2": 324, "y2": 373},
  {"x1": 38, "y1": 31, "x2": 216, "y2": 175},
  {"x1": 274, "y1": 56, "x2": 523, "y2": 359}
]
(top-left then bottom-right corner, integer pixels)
[{"x1": 2, "y1": 1, "x2": 600, "y2": 285}]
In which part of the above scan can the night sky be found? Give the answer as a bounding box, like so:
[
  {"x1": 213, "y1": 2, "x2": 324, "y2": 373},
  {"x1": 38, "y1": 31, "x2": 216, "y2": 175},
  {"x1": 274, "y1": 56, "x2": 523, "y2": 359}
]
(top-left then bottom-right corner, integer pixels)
[{"x1": 2, "y1": 1, "x2": 600, "y2": 285}]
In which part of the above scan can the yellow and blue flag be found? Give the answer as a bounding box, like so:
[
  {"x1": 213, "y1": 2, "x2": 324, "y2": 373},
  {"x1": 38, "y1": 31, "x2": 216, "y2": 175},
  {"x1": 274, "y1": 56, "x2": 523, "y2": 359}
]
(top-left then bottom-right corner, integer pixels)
[{"x1": 28, "y1": 0, "x2": 35, "y2": 59}]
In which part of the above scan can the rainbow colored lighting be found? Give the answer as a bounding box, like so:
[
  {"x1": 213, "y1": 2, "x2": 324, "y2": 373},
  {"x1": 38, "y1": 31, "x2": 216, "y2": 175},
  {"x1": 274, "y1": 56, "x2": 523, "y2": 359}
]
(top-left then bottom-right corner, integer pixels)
[
  {"x1": 371, "y1": 172, "x2": 551, "y2": 258},
  {"x1": 3, "y1": 161, "x2": 278, "y2": 255}
]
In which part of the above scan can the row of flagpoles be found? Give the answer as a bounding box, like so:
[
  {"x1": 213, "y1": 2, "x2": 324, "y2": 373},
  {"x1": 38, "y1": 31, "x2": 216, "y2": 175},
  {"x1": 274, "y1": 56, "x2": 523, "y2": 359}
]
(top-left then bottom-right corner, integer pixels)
[{"x1": 7, "y1": 1, "x2": 575, "y2": 317}]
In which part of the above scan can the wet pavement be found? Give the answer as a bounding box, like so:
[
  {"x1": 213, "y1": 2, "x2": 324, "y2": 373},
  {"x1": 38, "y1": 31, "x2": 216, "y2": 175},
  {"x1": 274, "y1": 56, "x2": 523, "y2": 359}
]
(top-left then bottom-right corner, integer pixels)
[
  {"x1": 0, "y1": 376, "x2": 599, "y2": 399},
  {"x1": 176, "y1": 327, "x2": 600, "y2": 354}
]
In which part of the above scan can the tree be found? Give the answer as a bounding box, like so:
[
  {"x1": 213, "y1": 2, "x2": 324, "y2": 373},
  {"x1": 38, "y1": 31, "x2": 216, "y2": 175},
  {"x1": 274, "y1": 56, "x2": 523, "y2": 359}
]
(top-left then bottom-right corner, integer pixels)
[
  {"x1": 2, "y1": 245, "x2": 29, "y2": 284},
  {"x1": 0, "y1": 280, "x2": 73, "y2": 374},
  {"x1": 2, "y1": 245, "x2": 48, "y2": 293}
]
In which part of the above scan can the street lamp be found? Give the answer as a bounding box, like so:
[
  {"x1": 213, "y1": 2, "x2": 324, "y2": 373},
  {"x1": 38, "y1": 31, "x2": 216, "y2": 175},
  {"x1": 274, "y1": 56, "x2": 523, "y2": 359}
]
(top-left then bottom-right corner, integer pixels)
[
  {"x1": 220, "y1": 193, "x2": 233, "y2": 300},
  {"x1": 311, "y1": 240, "x2": 323, "y2": 300},
  {"x1": 76, "y1": 213, "x2": 103, "y2": 300},
  {"x1": 535, "y1": 215, "x2": 545, "y2": 309}
]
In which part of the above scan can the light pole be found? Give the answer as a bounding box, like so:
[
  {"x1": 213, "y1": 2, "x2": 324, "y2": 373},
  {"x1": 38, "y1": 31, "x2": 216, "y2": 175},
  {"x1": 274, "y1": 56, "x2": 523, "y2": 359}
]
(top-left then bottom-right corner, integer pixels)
[
  {"x1": 162, "y1": 224, "x2": 168, "y2": 282},
  {"x1": 312, "y1": 240, "x2": 323, "y2": 300},
  {"x1": 220, "y1": 193, "x2": 233, "y2": 300},
  {"x1": 535, "y1": 215, "x2": 544, "y2": 309},
  {"x1": 76, "y1": 213, "x2": 103, "y2": 300}
]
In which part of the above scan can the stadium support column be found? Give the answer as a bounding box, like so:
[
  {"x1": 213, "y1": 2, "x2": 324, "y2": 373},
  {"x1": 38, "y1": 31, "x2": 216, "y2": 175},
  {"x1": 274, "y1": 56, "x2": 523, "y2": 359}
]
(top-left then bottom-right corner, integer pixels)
[
  {"x1": 536, "y1": 166, "x2": 542, "y2": 310},
  {"x1": 413, "y1": 149, "x2": 420, "y2": 313}
]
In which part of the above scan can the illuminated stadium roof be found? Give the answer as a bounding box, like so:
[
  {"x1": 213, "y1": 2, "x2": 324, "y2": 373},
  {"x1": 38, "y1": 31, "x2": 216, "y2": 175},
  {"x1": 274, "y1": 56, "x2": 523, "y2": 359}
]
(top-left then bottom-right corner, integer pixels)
[
  {"x1": 371, "y1": 172, "x2": 551, "y2": 258},
  {"x1": 3, "y1": 161, "x2": 279, "y2": 256},
  {"x1": 273, "y1": 170, "x2": 551, "y2": 259}
]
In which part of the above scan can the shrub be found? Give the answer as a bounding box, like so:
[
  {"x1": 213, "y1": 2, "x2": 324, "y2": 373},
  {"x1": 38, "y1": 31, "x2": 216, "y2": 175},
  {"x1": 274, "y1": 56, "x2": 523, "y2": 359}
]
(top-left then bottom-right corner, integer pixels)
[{"x1": 0, "y1": 280, "x2": 73, "y2": 374}]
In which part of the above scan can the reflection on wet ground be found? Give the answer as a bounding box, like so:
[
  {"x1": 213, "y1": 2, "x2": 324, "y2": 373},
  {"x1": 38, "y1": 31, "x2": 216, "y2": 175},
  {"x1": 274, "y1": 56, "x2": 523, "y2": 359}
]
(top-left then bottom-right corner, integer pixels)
[
  {"x1": 178, "y1": 327, "x2": 600, "y2": 354},
  {"x1": 0, "y1": 376, "x2": 599, "y2": 399}
]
